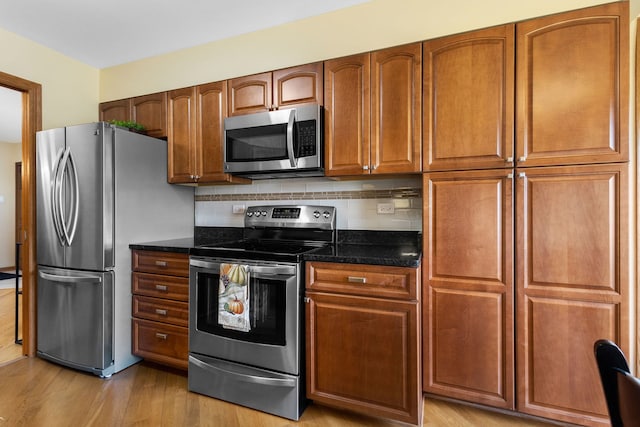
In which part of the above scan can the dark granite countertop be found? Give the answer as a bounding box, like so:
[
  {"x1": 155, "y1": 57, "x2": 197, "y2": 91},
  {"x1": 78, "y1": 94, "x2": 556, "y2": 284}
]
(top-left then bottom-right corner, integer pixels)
[
  {"x1": 129, "y1": 237, "x2": 195, "y2": 254},
  {"x1": 129, "y1": 228, "x2": 422, "y2": 268}
]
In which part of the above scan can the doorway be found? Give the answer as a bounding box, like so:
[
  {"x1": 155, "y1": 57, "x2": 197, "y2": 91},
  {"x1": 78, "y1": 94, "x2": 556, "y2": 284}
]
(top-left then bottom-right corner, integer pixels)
[{"x1": 0, "y1": 71, "x2": 42, "y2": 358}]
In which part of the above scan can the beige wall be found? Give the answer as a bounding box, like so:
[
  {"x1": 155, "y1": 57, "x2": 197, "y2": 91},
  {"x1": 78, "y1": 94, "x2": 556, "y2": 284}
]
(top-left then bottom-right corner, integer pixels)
[
  {"x1": 0, "y1": 27, "x2": 99, "y2": 130},
  {"x1": 100, "y1": 0, "x2": 614, "y2": 101},
  {"x1": 0, "y1": 143, "x2": 21, "y2": 268}
]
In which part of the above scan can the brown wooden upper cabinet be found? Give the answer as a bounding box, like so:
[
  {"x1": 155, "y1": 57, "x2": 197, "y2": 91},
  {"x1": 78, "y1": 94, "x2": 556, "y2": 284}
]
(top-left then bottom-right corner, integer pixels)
[
  {"x1": 516, "y1": 1, "x2": 628, "y2": 167},
  {"x1": 99, "y1": 98, "x2": 131, "y2": 123},
  {"x1": 324, "y1": 43, "x2": 422, "y2": 177},
  {"x1": 99, "y1": 92, "x2": 168, "y2": 139},
  {"x1": 423, "y1": 25, "x2": 515, "y2": 171},
  {"x1": 167, "y1": 82, "x2": 249, "y2": 185},
  {"x1": 228, "y1": 62, "x2": 323, "y2": 116}
]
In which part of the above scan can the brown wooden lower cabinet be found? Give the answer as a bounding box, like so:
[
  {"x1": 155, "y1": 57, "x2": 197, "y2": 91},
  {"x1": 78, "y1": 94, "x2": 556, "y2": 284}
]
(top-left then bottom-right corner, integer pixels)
[
  {"x1": 423, "y1": 170, "x2": 514, "y2": 409},
  {"x1": 131, "y1": 250, "x2": 190, "y2": 370},
  {"x1": 423, "y1": 163, "x2": 629, "y2": 427},
  {"x1": 515, "y1": 163, "x2": 629, "y2": 427},
  {"x1": 305, "y1": 261, "x2": 422, "y2": 425}
]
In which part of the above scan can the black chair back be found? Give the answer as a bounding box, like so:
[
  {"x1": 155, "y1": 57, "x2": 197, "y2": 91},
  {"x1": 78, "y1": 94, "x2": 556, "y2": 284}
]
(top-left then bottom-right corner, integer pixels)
[{"x1": 594, "y1": 339, "x2": 630, "y2": 427}]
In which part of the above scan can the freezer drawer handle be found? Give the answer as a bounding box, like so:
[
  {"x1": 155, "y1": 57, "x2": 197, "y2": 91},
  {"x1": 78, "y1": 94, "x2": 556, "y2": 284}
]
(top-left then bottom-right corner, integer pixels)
[
  {"x1": 38, "y1": 271, "x2": 102, "y2": 284},
  {"x1": 155, "y1": 333, "x2": 168, "y2": 340},
  {"x1": 189, "y1": 355, "x2": 296, "y2": 387},
  {"x1": 155, "y1": 284, "x2": 168, "y2": 291}
]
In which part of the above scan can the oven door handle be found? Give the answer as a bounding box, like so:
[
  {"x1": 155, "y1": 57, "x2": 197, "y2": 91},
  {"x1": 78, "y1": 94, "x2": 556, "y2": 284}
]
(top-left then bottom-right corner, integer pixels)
[
  {"x1": 190, "y1": 259, "x2": 296, "y2": 276},
  {"x1": 189, "y1": 355, "x2": 296, "y2": 387}
]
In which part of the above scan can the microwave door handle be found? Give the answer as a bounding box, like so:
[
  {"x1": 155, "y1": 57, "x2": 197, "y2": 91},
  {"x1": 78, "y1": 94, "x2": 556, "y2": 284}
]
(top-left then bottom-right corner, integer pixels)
[{"x1": 286, "y1": 109, "x2": 297, "y2": 168}]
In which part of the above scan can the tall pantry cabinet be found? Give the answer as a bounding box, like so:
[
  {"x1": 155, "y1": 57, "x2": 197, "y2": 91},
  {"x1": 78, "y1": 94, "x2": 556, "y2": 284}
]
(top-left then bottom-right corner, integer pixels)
[{"x1": 422, "y1": 3, "x2": 630, "y2": 426}]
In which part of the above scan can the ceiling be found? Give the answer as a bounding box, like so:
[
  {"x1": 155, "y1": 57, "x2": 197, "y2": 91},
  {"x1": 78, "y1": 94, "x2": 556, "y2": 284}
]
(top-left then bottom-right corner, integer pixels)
[{"x1": 0, "y1": 0, "x2": 370, "y2": 143}]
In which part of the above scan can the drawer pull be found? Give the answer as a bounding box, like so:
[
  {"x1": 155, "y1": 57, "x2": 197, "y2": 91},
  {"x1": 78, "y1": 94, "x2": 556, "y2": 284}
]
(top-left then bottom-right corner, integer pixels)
[
  {"x1": 155, "y1": 333, "x2": 168, "y2": 340},
  {"x1": 347, "y1": 276, "x2": 367, "y2": 284},
  {"x1": 155, "y1": 284, "x2": 168, "y2": 291},
  {"x1": 155, "y1": 260, "x2": 168, "y2": 267},
  {"x1": 155, "y1": 309, "x2": 168, "y2": 316}
]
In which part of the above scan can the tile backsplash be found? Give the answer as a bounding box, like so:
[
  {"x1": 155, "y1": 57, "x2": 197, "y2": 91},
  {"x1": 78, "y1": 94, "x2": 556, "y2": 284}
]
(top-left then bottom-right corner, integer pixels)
[{"x1": 195, "y1": 176, "x2": 423, "y2": 231}]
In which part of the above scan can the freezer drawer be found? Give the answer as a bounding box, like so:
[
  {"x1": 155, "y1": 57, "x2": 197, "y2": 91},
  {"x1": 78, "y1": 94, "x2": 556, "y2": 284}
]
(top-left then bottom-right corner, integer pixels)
[{"x1": 37, "y1": 266, "x2": 113, "y2": 376}]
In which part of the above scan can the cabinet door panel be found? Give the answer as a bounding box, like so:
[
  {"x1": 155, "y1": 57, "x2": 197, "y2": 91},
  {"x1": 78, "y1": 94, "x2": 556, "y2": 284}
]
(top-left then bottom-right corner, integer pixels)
[
  {"x1": 424, "y1": 170, "x2": 514, "y2": 408},
  {"x1": 516, "y1": 163, "x2": 629, "y2": 426},
  {"x1": 228, "y1": 72, "x2": 272, "y2": 116},
  {"x1": 516, "y1": 2, "x2": 628, "y2": 166},
  {"x1": 167, "y1": 87, "x2": 197, "y2": 183},
  {"x1": 519, "y1": 297, "x2": 614, "y2": 420},
  {"x1": 99, "y1": 99, "x2": 131, "y2": 123},
  {"x1": 306, "y1": 292, "x2": 420, "y2": 425},
  {"x1": 132, "y1": 92, "x2": 168, "y2": 138},
  {"x1": 324, "y1": 53, "x2": 370, "y2": 176},
  {"x1": 197, "y1": 81, "x2": 227, "y2": 181},
  {"x1": 424, "y1": 25, "x2": 514, "y2": 171},
  {"x1": 273, "y1": 62, "x2": 323, "y2": 109},
  {"x1": 371, "y1": 43, "x2": 422, "y2": 174}
]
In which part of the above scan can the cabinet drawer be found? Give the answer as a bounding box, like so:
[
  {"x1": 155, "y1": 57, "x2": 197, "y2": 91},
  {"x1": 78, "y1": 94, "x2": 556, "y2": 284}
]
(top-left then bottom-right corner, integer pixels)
[
  {"x1": 306, "y1": 262, "x2": 419, "y2": 300},
  {"x1": 131, "y1": 250, "x2": 189, "y2": 277},
  {"x1": 132, "y1": 318, "x2": 188, "y2": 370},
  {"x1": 132, "y1": 272, "x2": 189, "y2": 301},
  {"x1": 133, "y1": 295, "x2": 189, "y2": 327}
]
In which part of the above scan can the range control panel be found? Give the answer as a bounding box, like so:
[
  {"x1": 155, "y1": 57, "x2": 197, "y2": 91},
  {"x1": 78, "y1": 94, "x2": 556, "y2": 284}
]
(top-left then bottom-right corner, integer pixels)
[{"x1": 245, "y1": 205, "x2": 335, "y2": 230}]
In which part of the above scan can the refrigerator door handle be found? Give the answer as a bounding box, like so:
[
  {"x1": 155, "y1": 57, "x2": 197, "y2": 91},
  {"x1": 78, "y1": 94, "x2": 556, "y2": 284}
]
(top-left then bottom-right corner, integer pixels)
[
  {"x1": 57, "y1": 147, "x2": 80, "y2": 246},
  {"x1": 51, "y1": 148, "x2": 66, "y2": 246},
  {"x1": 65, "y1": 149, "x2": 80, "y2": 245},
  {"x1": 39, "y1": 270, "x2": 102, "y2": 284}
]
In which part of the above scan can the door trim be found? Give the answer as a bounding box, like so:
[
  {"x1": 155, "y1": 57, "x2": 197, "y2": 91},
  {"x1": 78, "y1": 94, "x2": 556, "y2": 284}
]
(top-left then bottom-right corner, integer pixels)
[{"x1": 0, "y1": 71, "x2": 42, "y2": 357}]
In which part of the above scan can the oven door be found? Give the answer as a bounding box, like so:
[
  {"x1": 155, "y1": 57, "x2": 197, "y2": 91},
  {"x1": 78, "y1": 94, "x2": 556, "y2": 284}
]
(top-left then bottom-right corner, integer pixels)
[{"x1": 189, "y1": 256, "x2": 302, "y2": 375}]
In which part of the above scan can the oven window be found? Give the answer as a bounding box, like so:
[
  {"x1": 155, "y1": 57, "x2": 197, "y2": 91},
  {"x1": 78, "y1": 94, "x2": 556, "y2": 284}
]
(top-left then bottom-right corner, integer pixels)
[
  {"x1": 226, "y1": 124, "x2": 288, "y2": 162},
  {"x1": 195, "y1": 270, "x2": 286, "y2": 346}
]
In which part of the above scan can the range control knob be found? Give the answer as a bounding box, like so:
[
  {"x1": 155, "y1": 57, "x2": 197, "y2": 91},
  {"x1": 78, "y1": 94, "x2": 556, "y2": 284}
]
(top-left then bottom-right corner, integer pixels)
[
  {"x1": 261, "y1": 211, "x2": 267, "y2": 217},
  {"x1": 313, "y1": 210, "x2": 321, "y2": 218},
  {"x1": 246, "y1": 211, "x2": 253, "y2": 217},
  {"x1": 323, "y1": 211, "x2": 331, "y2": 218},
  {"x1": 254, "y1": 211, "x2": 261, "y2": 217}
]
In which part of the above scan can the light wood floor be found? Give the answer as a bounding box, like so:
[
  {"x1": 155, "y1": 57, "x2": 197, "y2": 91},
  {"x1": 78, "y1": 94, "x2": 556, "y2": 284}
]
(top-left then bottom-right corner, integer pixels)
[
  {"x1": 0, "y1": 287, "x2": 24, "y2": 365},
  {"x1": 0, "y1": 285, "x2": 558, "y2": 426},
  {"x1": 0, "y1": 358, "x2": 559, "y2": 426}
]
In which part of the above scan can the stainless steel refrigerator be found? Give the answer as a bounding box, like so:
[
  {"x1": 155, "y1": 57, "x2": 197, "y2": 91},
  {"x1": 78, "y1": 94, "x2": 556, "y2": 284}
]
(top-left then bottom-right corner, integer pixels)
[{"x1": 36, "y1": 122, "x2": 193, "y2": 377}]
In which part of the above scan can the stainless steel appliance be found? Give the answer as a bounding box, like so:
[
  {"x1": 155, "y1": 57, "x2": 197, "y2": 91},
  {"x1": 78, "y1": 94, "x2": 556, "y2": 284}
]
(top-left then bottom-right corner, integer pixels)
[
  {"x1": 188, "y1": 205, "x2": 336, "y2": 420},
  {"x1": 223, "y1": 104, "x2": 323, "y2": 179},
  {"x1": 36, "y1": 122, "x2": 194, "y2": 378}
]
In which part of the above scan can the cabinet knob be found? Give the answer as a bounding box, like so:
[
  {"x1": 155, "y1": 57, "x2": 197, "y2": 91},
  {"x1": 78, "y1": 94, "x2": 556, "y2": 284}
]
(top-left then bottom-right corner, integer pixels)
[
  {"x1": 155, "y1": 260, "x2": 168, "y2": 267},
  {"x1": 518, "y1": 156, "x2": 526, "y2": 162},
  {"x1": 348, "y1": 276, "x2": 367, "y2": 284},
  {"x1": 155, "y1": 284, "x2": 168, "y2": 291},
  {"x1": 304, "y1": 297, "x2": 311, "y2": 304},
  {"x1": 155, "y1": 308, "x2": 168, "y2": 316},
  {"x1": 506, "y1": 157, "x2": 513, "y2": 163},
  {"x1": 363, "y1": 165, "x2": 369, "y2": 171},
  {"x1": 155, "y1": 333, "x2": 168, "y2": 340},
  {"x1": 518, "y1": 172, "x2": 526, "y2": 178}
]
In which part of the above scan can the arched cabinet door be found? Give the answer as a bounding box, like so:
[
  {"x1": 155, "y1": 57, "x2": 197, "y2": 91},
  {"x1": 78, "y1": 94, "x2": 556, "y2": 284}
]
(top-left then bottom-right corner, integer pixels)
[{"x1": 516, "y1": 1, "x2": 629, "y2": 167}]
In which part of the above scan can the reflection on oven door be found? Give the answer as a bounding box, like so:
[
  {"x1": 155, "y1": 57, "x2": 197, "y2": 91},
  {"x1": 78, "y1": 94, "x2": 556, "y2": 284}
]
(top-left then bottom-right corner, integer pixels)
[{"x1": 188, "y1": 353, "x2": 305, "y2": 421}]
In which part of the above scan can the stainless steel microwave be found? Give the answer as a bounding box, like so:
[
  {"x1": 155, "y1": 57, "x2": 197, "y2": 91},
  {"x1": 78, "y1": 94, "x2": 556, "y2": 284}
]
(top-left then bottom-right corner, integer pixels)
[{"x1": 223, "y1": 104, "x2": 323, "y2": 179}]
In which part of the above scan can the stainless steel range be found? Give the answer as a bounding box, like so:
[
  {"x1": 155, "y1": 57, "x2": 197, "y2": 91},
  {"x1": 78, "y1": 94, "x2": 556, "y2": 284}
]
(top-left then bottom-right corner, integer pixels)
[{"x1": 188, "y1": 205, "x2": 336, "y2": 420}]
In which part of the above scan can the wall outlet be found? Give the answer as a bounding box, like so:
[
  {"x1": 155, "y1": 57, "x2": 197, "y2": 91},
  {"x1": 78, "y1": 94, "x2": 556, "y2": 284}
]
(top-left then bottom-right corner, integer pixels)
[
  {"x1": 377, "y1": 202, "x2": 394, "y2": 214},
  {"x1": 232, "y1": 204, "x2": 246, "y2": 214}
]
